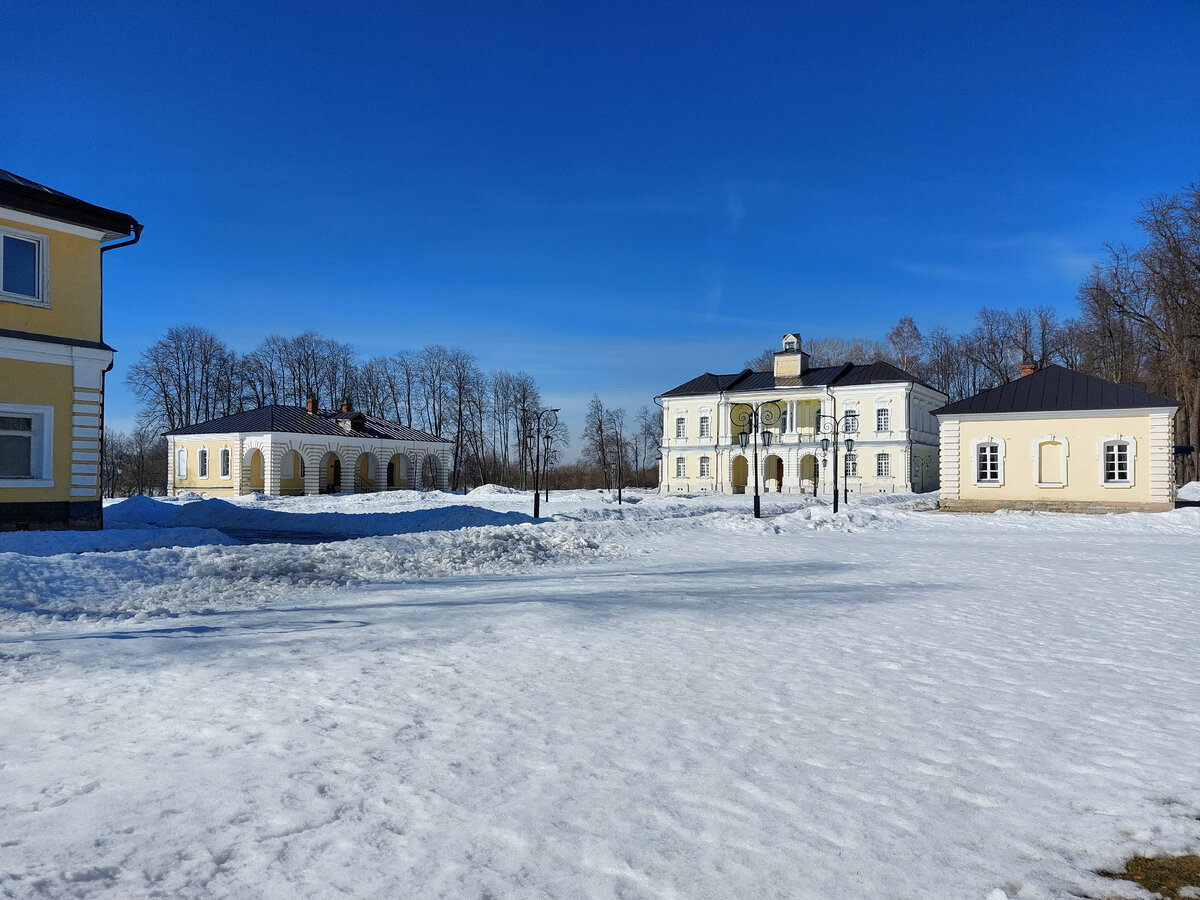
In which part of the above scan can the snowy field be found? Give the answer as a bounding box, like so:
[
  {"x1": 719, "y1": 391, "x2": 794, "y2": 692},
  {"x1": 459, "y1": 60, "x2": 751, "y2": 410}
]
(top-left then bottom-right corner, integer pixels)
[{"x1": 2, "y1": 487, "x2": 1199, "y2": 899}]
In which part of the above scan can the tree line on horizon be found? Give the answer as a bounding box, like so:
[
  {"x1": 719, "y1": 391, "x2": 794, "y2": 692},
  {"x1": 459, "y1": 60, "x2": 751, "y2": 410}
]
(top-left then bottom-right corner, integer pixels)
[{"x1": 110, "y1": 178, "x2": 1200, "y2": 494}]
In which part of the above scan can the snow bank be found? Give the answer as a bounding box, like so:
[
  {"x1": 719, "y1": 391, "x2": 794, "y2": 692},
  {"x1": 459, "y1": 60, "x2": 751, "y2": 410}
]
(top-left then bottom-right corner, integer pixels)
[
  {"x1": 0, "y1": 527, "x2": 237, "y2": 557},
  {"x1": 105, "y1": 495, "x2": 534, "y2": 538}
]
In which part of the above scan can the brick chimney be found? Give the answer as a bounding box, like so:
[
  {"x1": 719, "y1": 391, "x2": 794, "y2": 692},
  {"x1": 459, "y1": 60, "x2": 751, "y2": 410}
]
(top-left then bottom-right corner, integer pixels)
[
  {"x1": 1019, "y1": 354, "x2": 1037, "y2": 378},
  {"x1": 305, "y1": 396, "x2": 317, "y2": 414},
  {"x1": 341, "y1": 399, "x2": 353, "y2": 413}
]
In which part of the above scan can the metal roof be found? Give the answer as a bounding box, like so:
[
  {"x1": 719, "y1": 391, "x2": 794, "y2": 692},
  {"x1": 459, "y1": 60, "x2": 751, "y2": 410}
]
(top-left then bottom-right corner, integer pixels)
[
  {"x1": 164, "y1": 405, "x2": 450, "y2": 442},
  {"x1": 661, "y1": 361, "x2": 926, "y2": 397},
  {"x1": 932, "y1": 365, "x2": 1179, "y2": 416},
  {"x1": 0, "y1": 169, "x2": 140, "y2": 240}
]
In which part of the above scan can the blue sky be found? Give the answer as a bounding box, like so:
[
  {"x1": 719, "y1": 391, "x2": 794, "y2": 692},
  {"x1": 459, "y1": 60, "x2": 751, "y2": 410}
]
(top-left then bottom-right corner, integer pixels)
[{"x1": 5, "y1": 1, "x2": 1200, "y2": 444}]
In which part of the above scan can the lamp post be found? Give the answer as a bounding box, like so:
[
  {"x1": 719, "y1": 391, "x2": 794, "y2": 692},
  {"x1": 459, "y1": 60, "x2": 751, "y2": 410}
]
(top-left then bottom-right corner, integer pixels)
[
  {"x1": 523, "y1": 407, "x2": 560, "y2": 518},
  {"x1": 816, "y1": 412, "x2": 856, "y2": 513},
  {"x1": 543, "y1": 432, "x2": 553, "y2": 502},
  {"x1": 731, "y1": 401, "x2": 782, "y2": 518}
]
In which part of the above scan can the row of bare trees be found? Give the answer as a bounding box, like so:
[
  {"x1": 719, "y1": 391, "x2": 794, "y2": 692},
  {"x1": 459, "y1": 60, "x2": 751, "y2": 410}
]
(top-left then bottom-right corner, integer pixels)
[
  {"x1": 124, "y1": 328, "x2": 568, "y2": 493},
  {"x1": 577, "y1": 395, "x2": 662, "y2": 489}
]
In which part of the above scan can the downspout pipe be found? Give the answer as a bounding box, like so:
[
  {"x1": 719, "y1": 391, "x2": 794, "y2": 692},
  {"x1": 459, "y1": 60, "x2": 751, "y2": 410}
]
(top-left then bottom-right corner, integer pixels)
[{"x1": 97, "y1": 221, "x2": 143, "y2": 504}]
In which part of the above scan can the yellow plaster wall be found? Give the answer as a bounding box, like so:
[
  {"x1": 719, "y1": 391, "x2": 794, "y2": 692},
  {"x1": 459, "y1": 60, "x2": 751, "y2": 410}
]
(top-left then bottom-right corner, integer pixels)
[
  {"x1": 173, "y1": 438, "x2": 237, "y2": 493},
  {"x1": 956, "y1": 414, "x2": 1156, "y2": 504},
  {"x1": 0, "y1": 217, "x2": 103, "y2": 343},
  {"x1": 0, "y1": 356, "x2": 76, "y2": 502}
]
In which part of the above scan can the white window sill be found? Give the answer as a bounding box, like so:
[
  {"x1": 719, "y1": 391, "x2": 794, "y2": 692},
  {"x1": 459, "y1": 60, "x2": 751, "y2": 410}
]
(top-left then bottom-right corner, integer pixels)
[
  {"x1": 0, "y1": 291, "x2": 49, "y2": 308},
  {"x1": 1102, "y1": 482, "x2": 1134, "y2": 489},
  {"x1": 0, "y1": 478, "x2": 54, "y2": 488},
  {"x1": 1035, "y1": 482, "x2": 1066, "y2": 489},
  {"x1": 974, "y1": 481, "x2": 1003, "y2": 488}
]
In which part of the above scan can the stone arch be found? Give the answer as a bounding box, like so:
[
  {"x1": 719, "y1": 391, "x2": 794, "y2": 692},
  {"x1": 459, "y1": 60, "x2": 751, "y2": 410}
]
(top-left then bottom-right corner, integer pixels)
[
  {"x1": 356, "y1": 452, "x2": 377, "y2": 492},
  {"x1": 799, "y1": 453, "x2": 819, "y2": 495},
  {"x1": 244, "y1": 448, "x2": 265, "y2": 492},
  {"x1": 763, "y1": 454, "x2": 784, "y2": 492},
  {"x1": 319, "y1": 450, "x2": 343, "y2": 494},
  {"x1": 731, "y1": 455, "x2": 748, "y2": 495},
  {"x1": 386, "y1": 452, "x2": 410, "y2": 489}
]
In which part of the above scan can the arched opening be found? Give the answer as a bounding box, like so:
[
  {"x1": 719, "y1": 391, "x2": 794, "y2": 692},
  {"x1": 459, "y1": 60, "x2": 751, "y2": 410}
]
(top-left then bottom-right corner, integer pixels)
[
  {"x1": 356, "y1": 453, "x2": 376, "y2": 492},
  {"x1": 800, "y1": 454, "x2": 818, "y2": 495},
  {"x1": 245, "y1": 449, "x2": 264, "y2": 492},
  {"x1": 763, "y1": 454, "x2": 784, "y2": 492},
  {"x1": 731, "y1": 455, "x2": 748, "y2": 495},
  {"x1": 280, "y1": 449, "x2": 306, "y2": 496},
  {"x1": 420, "y1": 455, "x2": 438, "y2": 490},
  {"x1": 386, "y1": 453, "x2": 409, "y2": 489},
  {"x1": 320, "y1": 452, "x2": 342, "y2": 494}
]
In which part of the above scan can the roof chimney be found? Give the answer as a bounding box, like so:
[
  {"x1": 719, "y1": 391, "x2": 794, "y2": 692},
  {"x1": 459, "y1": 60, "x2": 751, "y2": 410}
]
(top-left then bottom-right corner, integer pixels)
[
  {"x1": 305, "y1": 396, "x2": 317, "y2": 414},
  {"x1": 341, "y1": 399, "x2": 353, "y2": 413},
  {"x1": 1019, "y1": 354, "x2": 1037, "y2": 378}
]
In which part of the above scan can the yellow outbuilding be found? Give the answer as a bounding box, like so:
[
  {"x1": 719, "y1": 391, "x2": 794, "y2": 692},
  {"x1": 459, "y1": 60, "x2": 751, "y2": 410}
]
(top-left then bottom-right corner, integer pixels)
[{"x1": 933, "y1": 364, "x2": 1180, "y2": 513}]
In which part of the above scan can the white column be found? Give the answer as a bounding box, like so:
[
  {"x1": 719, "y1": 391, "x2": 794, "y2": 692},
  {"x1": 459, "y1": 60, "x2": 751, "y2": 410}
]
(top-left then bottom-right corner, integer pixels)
[
  {"x1": 303, "y1": 451, "x2": 321, "y2": 496},
  {"x1": 265, "y1": 443, "x2": 282, "y2": 497}
]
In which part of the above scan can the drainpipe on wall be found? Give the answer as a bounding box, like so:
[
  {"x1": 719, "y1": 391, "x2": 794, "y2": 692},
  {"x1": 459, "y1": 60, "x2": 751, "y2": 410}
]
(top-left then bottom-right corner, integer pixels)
[{"x1": 96, "y1": 222, "x2": 143, "y2": 508}]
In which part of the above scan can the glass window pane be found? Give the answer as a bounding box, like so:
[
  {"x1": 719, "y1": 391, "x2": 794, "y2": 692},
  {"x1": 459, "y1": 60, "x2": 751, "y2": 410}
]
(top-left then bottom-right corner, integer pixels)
[
  {"x1": 0, "y1": 415, "x2": 33, "y2": 432},
  {"x1": 0, "y1": 434, "x2": 33, "y2": 476},
  {"x1": 3, "y1": 235, "x2": 39, "y2": 297}
]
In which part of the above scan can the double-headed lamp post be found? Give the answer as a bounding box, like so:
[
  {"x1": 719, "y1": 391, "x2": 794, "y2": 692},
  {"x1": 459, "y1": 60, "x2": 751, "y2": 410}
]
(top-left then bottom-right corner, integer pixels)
[
  {"x1": 816, "y1": 413, "x2": 855, "y2": 514},
  {"x1": 523, "y1": 407, "x2": 560, "y2": 518},
  {"x1": 731, "y1": 401, "x2": 782, "y2": 519}
]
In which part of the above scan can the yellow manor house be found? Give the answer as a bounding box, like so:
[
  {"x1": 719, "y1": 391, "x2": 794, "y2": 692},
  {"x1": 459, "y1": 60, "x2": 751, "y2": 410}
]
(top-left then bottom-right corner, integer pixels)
[{"x1": 0, "y1": 171, "x2": 141, "y2": 531}]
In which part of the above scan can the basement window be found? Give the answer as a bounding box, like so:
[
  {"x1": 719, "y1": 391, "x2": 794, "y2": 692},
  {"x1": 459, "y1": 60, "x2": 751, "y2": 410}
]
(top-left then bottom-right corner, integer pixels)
[{"x1": 0, "y1": 404, "x2": 53, "y2": 487}]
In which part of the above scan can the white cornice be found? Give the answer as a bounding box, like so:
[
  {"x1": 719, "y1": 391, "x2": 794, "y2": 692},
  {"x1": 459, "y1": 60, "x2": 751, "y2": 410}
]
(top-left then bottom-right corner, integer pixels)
[{"x1": 0, "y1": 209, "x2": 107, "y2": 241}]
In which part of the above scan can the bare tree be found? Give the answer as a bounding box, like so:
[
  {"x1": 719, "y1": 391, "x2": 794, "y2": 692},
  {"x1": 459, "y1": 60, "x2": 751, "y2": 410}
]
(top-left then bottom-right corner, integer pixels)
[{"x1": 126, "y1": 324, "x2": 242, "y2": 430}]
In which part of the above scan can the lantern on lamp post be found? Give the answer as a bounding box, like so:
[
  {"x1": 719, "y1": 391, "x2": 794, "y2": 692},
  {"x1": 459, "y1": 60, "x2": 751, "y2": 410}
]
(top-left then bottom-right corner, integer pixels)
[{"x1": 731, "y1": 400, "x2": 782, "y2": 518}]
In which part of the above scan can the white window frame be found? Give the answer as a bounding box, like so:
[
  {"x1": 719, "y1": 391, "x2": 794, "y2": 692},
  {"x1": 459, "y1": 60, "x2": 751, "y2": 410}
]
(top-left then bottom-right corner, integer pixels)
[
  {"x1": 198, "y1": 448, "x2": 209, "y2": 479},
  {"x1": 699, "y1": 455, "x2": 711, "y2": 478},
  {"x1": 1032, "y1": 435, "x2": 1069, "y2": 489},
  {"x1": 843, "y1": 411, "x2": 859, "y2": 434},
  {"x1": 845, "y1": 453, "x2": 857, "y2": 477},
  {"x1": 0, "y1": 403, "x2": 54, "y2": 488},
  {"x1": 876, "y1": 407, "x2": 890, "y2": 433},
  {"x1": 220, "y1": 448, "x2": 231, "y2": 479},
  {"x1": 698, "y1": 415, "x2": 711, "y2": 439},
  {"x1": 0, "y1": 225, "x2": 50, "y2": 307},
  {"x1": 875, "y1": 452, "x2": 890, "y2": 478},
  {"x1": 675, "y1": 416, "x2": 686, "y2": 440},
  {"x1": 675, "y1": 456, "x2": 686, "y2": 478},
  {"x1": 176, "y1": 447, "x2": 187, "y2": 480},
  {"x1": 1099, "y1": 435, "x2": 1137, "y2": 488},
  {"x1": 971, "y1": 436, "x2": 1005, "y2": 487}
]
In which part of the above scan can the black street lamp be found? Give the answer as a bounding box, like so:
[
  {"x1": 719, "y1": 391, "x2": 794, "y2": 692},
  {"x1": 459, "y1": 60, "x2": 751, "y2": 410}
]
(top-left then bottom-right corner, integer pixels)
[
  {"x1": 523, "y1": 407, "x2": 560, "y2": 518},
  {"x1": 731, "y1": 400, "x2": 782, "y2": 518},
  {"x1": 816, "y1": 412, "x2": 856, "y2": 513}
]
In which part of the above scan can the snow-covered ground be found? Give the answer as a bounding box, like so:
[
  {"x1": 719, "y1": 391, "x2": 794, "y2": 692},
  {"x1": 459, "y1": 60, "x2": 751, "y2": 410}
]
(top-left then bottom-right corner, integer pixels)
[{"x1": 2, "y1": 488, "x2": 1198, "y2": 899}]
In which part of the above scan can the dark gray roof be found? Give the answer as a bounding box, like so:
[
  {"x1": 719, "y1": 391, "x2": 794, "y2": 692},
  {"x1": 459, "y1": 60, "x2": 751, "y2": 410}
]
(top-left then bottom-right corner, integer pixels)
[
  {"x1": 0, "y1": 169, "x2": 140, "y2": 240},
  {"x1": 661, "y1": 361, "x2": 928, "y2": 397},
  {"x1": 932, "y1": 365, "x2": 1179, "y2": 416},
  {"x1": 165, "y1": 405, "x2": 449, "y2": 442}
]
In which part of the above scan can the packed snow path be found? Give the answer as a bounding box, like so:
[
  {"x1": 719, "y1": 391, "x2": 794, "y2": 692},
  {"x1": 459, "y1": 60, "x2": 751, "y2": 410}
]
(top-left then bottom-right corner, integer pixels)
[{"x1": 1, "y1": 490, "x2": 1198, "y2": 898}]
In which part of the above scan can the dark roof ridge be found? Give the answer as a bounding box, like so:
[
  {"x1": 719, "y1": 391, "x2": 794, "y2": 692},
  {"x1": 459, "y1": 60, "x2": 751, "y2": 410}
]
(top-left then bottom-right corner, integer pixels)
[{"x1": 932, "y1": 364, "x2": 1179, "y2": 416}]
